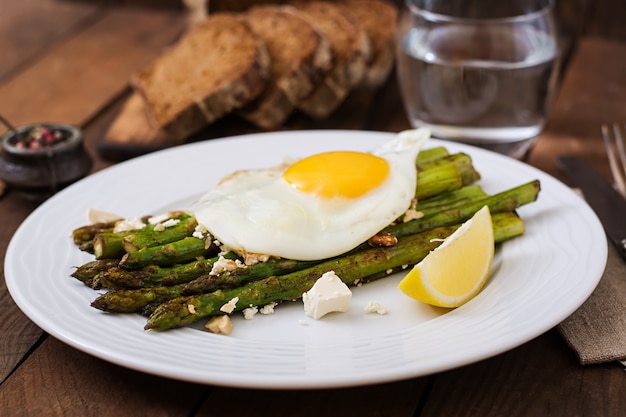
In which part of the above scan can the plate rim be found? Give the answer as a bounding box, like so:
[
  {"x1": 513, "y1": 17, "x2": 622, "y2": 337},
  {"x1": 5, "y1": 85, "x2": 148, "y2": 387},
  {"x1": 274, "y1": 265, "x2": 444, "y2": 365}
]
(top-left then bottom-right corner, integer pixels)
[{"x1": 4, "y1": 129, "x2": 607, "y2": 389}]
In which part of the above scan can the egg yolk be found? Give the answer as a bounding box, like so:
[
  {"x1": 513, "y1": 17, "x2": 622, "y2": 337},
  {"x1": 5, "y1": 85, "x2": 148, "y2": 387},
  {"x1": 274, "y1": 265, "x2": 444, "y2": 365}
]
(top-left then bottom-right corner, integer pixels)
[{"x1": 282, "y1": 151, "x2": 390, "y2": 198}]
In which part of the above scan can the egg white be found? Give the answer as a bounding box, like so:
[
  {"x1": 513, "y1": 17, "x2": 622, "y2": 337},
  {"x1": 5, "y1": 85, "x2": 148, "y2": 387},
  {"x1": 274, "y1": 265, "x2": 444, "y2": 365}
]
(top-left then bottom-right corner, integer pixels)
[{"x1": 189, "y1": 129, "x2": 430, "y2": 260}]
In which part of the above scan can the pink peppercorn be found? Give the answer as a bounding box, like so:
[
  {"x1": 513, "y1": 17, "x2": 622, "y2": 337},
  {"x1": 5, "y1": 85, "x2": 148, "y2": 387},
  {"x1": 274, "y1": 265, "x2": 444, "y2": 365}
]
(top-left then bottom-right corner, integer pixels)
[{"x1": 14, "y1": 126, "x2": 70, "y2": 150}]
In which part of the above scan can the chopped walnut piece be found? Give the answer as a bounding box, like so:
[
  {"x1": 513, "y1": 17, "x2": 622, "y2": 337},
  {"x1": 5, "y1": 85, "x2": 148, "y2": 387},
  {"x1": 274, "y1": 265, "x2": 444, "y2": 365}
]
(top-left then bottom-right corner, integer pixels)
[
  {"x1": 403, "y1": 209, "x2": 424, "y2": 222},
  {"x1": 240, "y1": 251, "x2": 271, "y2": 266},
  {"x1": 368, "y1": 231, "x2": 398, "y2": 247},
  {"x1": 205, "y1": 315, "x2": 233, "y2": 335}
]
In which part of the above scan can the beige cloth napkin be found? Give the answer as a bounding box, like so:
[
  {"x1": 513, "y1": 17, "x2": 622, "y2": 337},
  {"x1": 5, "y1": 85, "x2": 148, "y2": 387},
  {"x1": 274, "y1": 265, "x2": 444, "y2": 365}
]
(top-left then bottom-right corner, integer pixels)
[{"x1": 558, "y1": 239, "x2": 626, "y2": 365}]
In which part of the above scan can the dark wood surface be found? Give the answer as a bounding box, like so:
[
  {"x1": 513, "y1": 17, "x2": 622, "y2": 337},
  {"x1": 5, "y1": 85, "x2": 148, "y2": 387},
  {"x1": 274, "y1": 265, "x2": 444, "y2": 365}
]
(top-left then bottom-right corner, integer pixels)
[{"x1": 1, "y1": 1, "x2": 626, "y2": 415}]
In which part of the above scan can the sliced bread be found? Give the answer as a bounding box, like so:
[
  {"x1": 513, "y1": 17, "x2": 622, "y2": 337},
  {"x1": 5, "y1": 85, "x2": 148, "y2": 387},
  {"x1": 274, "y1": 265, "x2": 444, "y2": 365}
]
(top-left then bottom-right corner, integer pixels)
[
  {"x1": 239, "y1": 5, "x2": 333, "y2": 129},
  {"x1": 339, "y1": 0, "x2": 398, "y2": 88},
  {"x1": 292, "y1": 1, "x2": 372, "y2": 119},
  {"x1": 103, "y1": 91, "x2": 174, "y2": 150},
  {"x1": 133, "y1": 13, "x2": 270, "y2": 140}
]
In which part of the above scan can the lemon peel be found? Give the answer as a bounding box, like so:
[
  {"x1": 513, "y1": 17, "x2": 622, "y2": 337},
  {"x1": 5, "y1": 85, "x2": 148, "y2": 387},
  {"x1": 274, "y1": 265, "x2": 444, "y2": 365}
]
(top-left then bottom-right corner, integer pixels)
[{"x1": 398, "y1": 205, "x2": 494, "y2": 308}]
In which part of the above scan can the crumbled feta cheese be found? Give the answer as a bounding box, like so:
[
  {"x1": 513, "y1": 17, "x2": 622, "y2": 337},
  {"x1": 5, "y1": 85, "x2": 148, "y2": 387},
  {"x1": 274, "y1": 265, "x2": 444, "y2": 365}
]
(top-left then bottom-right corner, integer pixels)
[
  {"x1": 210, "y1": 256, "x2": 245, "y2": 275},
  {"x1": 220, "y1": 297, "x2": 239, "y2": 314},
  {"x1": 148, "y1": 214, "x2": 171, "y2": 224},
  {"x1": 192, "y1": 224, "x2": 209, "y2": 239},
  {"x1": 302, "y1": 271, "x2": 352, "y2": 320},
  {"x1": 216, "y1": 240, "x2": 233, "y2": 255},
  {"x1": 162, "y1": 218, "x2": 180, "y2": 228},
  {"x1": 87, "y1": 208, "x2": 122, "y2": 224},
  {"x1": 113, "y1": 217, "x2": 146, "y2": 233},
  {"x1": 205, "y1": 315, "x2": 232, "y2": 335},
  {"x1": 152, "y1": 217, "x2": 180, "y2": 232},
  {"x1": 364, "y1": 301, "x2": 387, "y2": 315},
  {"x1": 259, "y1": 302, "x2": 277, "y2": 315},
  {"x1": 191, "y1": 225, "x2": 214, "y2": 249},
  {"x1": 210, "y1": 239, "x2": 272, "y2": 266},
  {"x1": 243, "y1": 307, "x2": 258, "y2": 320}
]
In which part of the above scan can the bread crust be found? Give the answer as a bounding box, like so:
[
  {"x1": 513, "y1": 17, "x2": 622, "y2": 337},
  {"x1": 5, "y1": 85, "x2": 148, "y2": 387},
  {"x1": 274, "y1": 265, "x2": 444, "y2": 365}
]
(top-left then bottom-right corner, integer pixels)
[
  {"x1": 133, "y1": 13, "x2": 270, "y2": 140},
  {"x1": 103, "y1": 92, "x2": 175, "y2": 148},
  {"x1": 293, "y1": 1, "x2": 372, "y2": 119},
  {"x1": 239, "y1": 5, "x2": 332, "y2": 129},
  {"x1": 339, "y1": 0, "x2": 399, "y2": 88},
  {"x1": 116, "y1": 2, "x2": 398, "y2": 144}
]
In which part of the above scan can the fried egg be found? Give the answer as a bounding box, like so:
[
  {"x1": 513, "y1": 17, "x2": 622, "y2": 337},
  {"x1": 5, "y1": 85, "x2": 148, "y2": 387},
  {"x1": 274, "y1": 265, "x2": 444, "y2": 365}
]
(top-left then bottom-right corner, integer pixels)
[{"x1": 189, "y1": 128, "x2": 430, "y2": 260}]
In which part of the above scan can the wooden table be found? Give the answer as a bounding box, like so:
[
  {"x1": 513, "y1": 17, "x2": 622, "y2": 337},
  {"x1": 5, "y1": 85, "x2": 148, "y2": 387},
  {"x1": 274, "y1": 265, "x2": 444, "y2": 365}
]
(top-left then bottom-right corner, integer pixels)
[{"x1": 2, "y1": 2, "x2": 626, "y2": 416}]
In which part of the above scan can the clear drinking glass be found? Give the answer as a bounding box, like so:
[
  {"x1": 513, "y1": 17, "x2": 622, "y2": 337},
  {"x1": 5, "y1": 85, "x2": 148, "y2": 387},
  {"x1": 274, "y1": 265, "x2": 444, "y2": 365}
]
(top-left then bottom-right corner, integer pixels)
[{"x1": 396, "y1": 0, "x2": 560, "y2": 160}]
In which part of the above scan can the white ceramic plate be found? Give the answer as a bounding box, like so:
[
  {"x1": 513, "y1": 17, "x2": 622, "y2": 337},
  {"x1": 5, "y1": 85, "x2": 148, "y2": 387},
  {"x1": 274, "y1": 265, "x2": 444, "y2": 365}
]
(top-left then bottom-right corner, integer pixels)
[{"x1": 5, "y1": 130, "x2": 606, "y2": 389}]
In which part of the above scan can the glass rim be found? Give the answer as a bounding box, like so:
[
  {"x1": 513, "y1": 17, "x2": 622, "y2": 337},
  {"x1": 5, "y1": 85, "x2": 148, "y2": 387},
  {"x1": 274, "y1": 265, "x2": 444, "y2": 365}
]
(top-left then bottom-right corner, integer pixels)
[{"x1": 405, "y1": 0, "x2": 555, "y2": 25}]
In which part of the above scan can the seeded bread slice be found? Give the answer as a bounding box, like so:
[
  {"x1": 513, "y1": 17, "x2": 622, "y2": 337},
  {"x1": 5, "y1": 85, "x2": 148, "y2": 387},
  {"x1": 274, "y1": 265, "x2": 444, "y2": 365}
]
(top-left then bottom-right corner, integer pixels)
[
  {"x1": 133, "y1": 13, "x2": 270, "y2": 140},
  {"x1": 238, "y1": 5, "x2": 333, "y2": 129},
  {"x1": 339, "y1": 0, "x2": 398, "y2": 88},
  {"x1": 292, "y1": 1, "x2": 371, "y2": 119}
]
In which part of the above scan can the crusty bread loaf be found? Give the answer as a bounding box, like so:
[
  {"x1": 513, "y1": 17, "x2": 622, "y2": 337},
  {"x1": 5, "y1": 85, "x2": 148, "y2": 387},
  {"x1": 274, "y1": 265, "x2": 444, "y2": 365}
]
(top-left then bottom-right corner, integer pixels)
[
  {"x1": 292, "y1": 1, "x2": 372, "y2": 119},
  {"x1": 239, "y1": 5, "x2": 333, "y2": 129},
  {"x1": 339, "y1": 0, "x2": 398, "y2": 88},
  {"x1": 105, "y1": 2, "x2": 397, "y2": 149},
  {"x1": 133, "y1": 13, "x2": 270, "y2": 140}
]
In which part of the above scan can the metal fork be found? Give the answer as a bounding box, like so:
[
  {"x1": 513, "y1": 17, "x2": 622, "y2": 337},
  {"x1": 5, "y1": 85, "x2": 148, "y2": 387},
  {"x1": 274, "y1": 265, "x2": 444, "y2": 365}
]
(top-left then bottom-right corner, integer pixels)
[{"x1": 601, "y1": 124, "x2": 626, "y2": 198}]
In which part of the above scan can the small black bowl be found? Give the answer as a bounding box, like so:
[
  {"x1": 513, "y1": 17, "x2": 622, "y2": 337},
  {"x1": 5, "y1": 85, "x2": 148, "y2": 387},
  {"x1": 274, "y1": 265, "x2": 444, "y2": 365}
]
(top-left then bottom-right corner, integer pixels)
[{"x1": 0, "y1": 123, "x2": 92, "y2": 201}]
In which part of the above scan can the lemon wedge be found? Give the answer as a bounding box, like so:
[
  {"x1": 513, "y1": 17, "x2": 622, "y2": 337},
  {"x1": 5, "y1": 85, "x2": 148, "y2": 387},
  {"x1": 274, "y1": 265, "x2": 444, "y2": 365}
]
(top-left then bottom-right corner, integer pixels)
[{"x1": 398, "y1": 205, "x2": 494, "y2": 308}]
